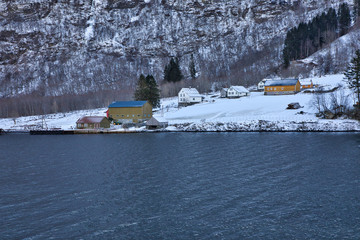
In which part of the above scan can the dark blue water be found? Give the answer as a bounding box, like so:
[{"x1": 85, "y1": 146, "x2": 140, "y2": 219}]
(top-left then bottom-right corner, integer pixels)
[{"x1": 0, "y1": 133, "x2": 359, "y2": 239}]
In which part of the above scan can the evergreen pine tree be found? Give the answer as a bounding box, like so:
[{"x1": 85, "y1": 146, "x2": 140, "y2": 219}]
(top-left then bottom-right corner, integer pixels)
[
  {"x1": 134, "y1": 74, "x2": 148, "y2": 101},
  {"x1": 344, "y1": 49, "x2": 360, "y2": 106},
  {"x1": 327, "y1": 8, "x2": 338, "y2": 32},
  {"x1": 283, "y1": 30, "x2": 293, "y2": 68},
  {"x1": 338, "y1": 3, "x2": 351, "y2": 36},
  {"x1": 189, "y1": 54, "x2": 197, "y2": 80},
  {"x1": 134, "y1": 74, "x2": 160, "y2": 108},
  {"x1": 145, "y1": 75, "x2": 160, "y2": 108},
  {"x1": 164, "y1": 57, "x2": 183, "y2": 83}
]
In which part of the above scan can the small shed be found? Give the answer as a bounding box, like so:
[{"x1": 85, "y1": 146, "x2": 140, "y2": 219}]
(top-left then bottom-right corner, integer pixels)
[
  {"x1": 220, "y1": 88, "x2": 228, "y2": 98},
  {"x1": 227, "y1": 86, "x2": 250, "y2": 98},
  {"x1": 76, "y1": 116, "x2": 110, "y2": 129},
  {"x1": 146, "y1": 117, "x2": 168, "y2": 130}
]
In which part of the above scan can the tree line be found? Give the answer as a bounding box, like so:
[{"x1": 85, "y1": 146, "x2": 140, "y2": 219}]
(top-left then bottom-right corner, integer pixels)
[
  {"x1": 283, "y1": 3, "x2": 352, "y2": 68},
  {"x1": 0, "y1": 89, "x2": 132, "y2": 118}
]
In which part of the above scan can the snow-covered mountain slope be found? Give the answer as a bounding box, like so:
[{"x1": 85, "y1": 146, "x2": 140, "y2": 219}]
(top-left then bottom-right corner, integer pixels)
[
  {"x1": 288, "y1": 27, "x2": 360, "y2": 77},
  {"x1": 1, "y1": 74, "x2": 359, "y2": 132},
  {"x1": 0, "y1": 0, "x2": 353, "y2": 97}
]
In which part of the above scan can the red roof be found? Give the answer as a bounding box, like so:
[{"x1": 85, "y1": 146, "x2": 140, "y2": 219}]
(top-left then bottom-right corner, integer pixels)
[{"x1": 76, "y1": 116, "x2": 107, "y2": 124}]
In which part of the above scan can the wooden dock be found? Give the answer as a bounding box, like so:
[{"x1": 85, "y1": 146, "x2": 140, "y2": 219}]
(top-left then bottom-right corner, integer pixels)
[
  {"x1": 28, "y1": 129, "x2": 140, "y2": 135},
  {"x1": 30, "y1": 130, "x2": 75, "y2": 135}
]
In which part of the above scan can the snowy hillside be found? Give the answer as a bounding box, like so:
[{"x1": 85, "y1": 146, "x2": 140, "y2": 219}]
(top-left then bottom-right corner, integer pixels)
[
  {"x1": 158, "y1": 75, "x2": 353, "y2": 123},
  {"x1": 296, "y1": 28, "x2": 360, "y2": 76},
  {"x1": 1, "y1": 74, "x2": 359, "y2": 132}
]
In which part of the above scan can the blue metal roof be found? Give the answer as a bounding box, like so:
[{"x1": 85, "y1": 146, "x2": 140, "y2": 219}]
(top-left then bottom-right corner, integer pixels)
[
  {"x1": 108, "y1": 101, "x2": 147, "y2": 108},
  {"x1": 264, "y1": 79, "x2": 299, "y2": 87}
]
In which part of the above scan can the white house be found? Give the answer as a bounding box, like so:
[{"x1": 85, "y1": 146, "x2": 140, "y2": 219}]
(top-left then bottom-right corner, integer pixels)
[
  {"x1": 227, "y1": 86, "x2": 250, "y2": 98},
  {"x1": 178, "y1": 87, "x2": 202, "y2": 106},
  {"x1": 258, "y1": 79, "x2": 270, "y2": 90}
]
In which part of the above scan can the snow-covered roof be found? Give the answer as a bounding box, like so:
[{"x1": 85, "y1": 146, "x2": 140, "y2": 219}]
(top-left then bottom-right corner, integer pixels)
[
  {"x1": 146, "y1": 116, "x2": 168, "y2": 126},
  {"x1": 300, "y1": 80, "x2": 313, "y2": 85},
  {"x1": 259, "y1": 79, "x2": 271, "y2": 84},
  {"x1": 76, "y1": 116, "x2": 107, "y2": 124},
  {"x1": 265, "y1": 79, "x2": 299, "y2": 87},
  {"x1": 180, "y1": 88, "x2": 201, "y2": 97},
  {"x1": 229, "y1": 86, "x2": 249, "y2": 93}
]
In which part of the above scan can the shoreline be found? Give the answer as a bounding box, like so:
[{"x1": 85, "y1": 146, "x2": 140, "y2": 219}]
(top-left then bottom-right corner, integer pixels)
[
  {"x1": 1, "y1": 129, "x2": 360, "y2": 135},
  {"x1": 2, "y1": 118, "x2": 360, "y2": 135}
]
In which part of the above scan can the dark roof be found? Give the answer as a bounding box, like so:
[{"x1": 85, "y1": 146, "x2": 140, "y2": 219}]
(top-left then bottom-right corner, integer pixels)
[
  {"x1": 108, "y1": 101, "x2": 147, "y2": 108},
  {"x1": 265, "y1": 79, "x2": 299, "y2": 87},
  {"x1": 76, "y1": 116, "x2": 107, "y2": 124}
]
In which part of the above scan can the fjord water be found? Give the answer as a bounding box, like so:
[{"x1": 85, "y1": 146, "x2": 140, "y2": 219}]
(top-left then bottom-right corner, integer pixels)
[{"x1": 0, "y1": 133, "x2": 359, "y2": 239}]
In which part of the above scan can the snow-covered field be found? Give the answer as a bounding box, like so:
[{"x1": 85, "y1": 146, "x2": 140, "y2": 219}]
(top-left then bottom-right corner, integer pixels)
[
  {"x1": 159, "y1": 74, "x2": 352, "y2": 123},
  {"x1": 1, "y1": 74, "x2": 359, "y2": 132}
]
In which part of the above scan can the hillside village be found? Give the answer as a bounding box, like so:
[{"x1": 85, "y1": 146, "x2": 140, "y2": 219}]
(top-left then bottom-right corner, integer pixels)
[{"x1": 1, "y1": 74, "x2": 359, "y2": 133}]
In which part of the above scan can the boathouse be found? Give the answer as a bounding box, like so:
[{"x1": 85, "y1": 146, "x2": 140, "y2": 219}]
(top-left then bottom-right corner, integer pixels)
[
  {"x1": 146, "y1": 117, "x2": 168, "y2": 130},
  {"x1": 107, "y1": 101, "x2": 152, "y2": 124},
  {"x1": 264, "y1": 79, "x2": 301, "y2": 95},
  {"x1": 76, "y1": 116, "x2": 110, "y2": 129}
]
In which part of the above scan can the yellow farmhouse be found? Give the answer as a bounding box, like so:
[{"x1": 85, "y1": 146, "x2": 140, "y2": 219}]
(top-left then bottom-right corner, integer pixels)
[
  {"x1": 264, "y1": 79, "x2": 301, "y2": 95},
  {"x1": 107, "y1": 101, "x2": 152, "y2": 123},
  {"x1": 300, "y1": 80, "x2": 314, "y2": 89}
]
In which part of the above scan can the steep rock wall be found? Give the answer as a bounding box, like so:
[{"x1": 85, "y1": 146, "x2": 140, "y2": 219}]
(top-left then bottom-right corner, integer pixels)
[{"x1": 0, "y1": 0, "x2": 351, "y2": 97}]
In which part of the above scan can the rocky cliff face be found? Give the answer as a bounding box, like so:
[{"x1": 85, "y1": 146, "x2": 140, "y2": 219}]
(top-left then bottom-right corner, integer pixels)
[{"x1": 0, "y1": 0, "x2": 351, "y2": 97}]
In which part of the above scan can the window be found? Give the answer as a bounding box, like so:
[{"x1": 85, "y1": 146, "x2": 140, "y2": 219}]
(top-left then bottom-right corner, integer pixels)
[
  {"x1": 193, "y1": 98, "x2": 195, "y2": 100},
  {"x1": 281, "y1": 87, "x2": 284, "y2": 90},
  {"x1": 148, "y1": 114, "x2": 150, "y2": 117},
  {"x1": 127, "y1": 115, "x2": 129, "y2": 117},
  {"x1": 137, "y1": 115, "x2": 140, "y2": 117},
  {"x1": 84, "y1": 123, "x2": 88, "y2": 127},
  {"x1": 122, "y1": 115, "x2": 124, "y2": 117},
  {"x1": 132, "y1": 115, "x2": 135, "y2": 117},
  {"x1": 144, "y1": 114, "x2": 146, "y2": 117},
  {"x1": 274, "y1": 88, "x2": 277, "y2": 90}
]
